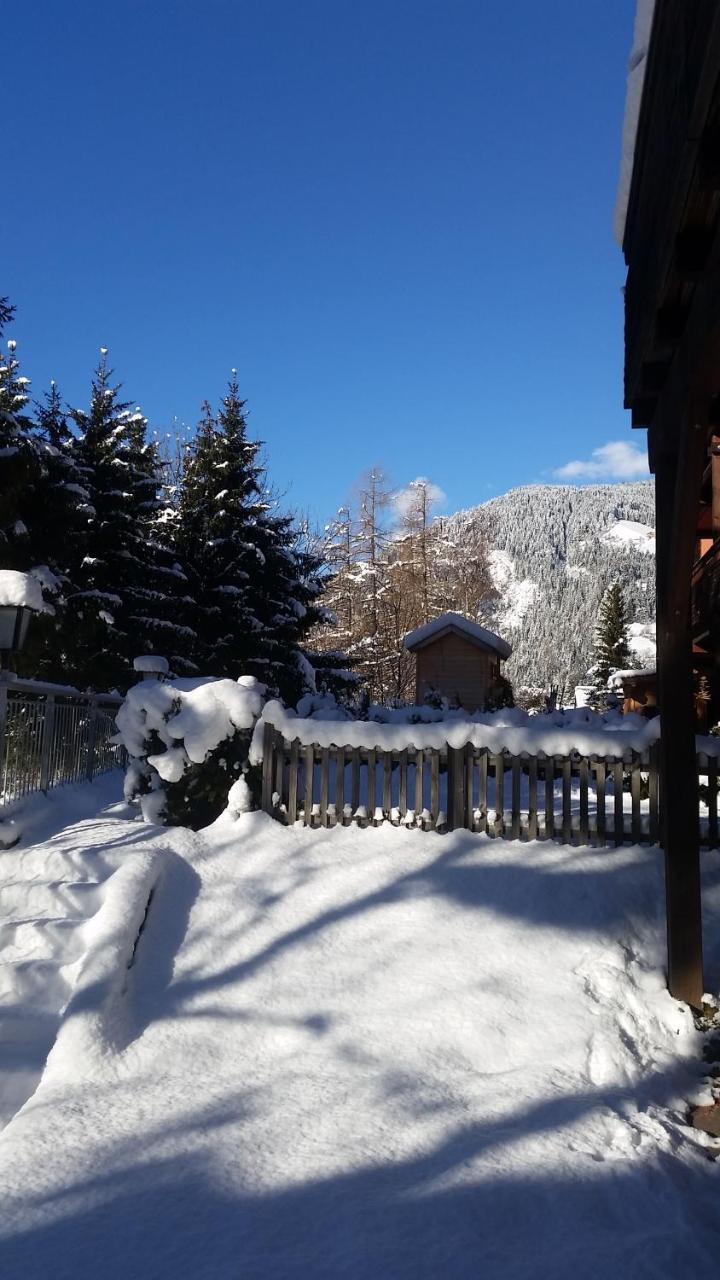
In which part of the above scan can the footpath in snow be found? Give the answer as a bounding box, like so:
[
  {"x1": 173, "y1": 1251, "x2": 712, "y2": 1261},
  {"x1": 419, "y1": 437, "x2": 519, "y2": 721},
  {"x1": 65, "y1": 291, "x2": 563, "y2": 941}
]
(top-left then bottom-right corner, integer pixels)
[{"x1": 1, "y1": 790, "x2": 720, "y2": 1277}]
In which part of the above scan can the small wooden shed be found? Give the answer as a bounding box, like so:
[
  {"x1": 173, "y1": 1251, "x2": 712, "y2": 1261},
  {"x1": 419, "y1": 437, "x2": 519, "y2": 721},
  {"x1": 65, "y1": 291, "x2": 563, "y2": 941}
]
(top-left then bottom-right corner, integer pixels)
[{"x1": 403, "y1": 613, "x2": 512, "y2": 711}]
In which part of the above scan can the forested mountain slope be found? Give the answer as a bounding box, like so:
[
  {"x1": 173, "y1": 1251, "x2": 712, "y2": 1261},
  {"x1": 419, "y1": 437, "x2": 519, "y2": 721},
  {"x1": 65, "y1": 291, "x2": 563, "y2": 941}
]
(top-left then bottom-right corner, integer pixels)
[{"x1": 442, "y1": 481, "x2": 656, "y2": 695}]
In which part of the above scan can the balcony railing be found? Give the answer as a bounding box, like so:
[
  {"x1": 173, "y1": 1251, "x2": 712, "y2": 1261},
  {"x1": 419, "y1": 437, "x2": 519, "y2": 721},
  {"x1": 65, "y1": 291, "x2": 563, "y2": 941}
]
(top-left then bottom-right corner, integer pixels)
[{"x1": 691, "y1": 539, "x2": 720, "y2": 642}]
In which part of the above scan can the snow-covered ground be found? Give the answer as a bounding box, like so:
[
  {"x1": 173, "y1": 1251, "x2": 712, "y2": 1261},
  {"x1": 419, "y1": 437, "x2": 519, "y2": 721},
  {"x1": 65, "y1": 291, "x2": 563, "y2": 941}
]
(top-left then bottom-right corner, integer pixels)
[
  {"x1": 601, "y1": 519, "x2": 656, "y2": 553},
  {"x1": 1, "y1": 786, "x2": 720, "y2": 1277},
  {"x1": 0, "y1": 775, "x2": 145, "y2": 1129}
]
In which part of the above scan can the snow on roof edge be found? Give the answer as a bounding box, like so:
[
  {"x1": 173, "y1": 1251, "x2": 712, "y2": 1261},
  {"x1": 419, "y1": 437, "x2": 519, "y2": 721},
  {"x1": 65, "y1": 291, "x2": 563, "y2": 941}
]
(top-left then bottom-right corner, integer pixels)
[
  {"x1": 614, "y1": 0, "x2": 657, "y2": 245},
  {"x1": 403, "y1": 612, "x2": 512, "y2": 660}
]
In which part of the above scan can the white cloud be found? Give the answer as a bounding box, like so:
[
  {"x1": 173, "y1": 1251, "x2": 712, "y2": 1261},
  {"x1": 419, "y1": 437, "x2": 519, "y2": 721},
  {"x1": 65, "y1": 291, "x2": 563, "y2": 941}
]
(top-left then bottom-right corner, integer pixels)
[
  {"x1": 554, "y1": 440, "x2": 650, "y2": 481},
  {"x1": 393, "y1": 476, "x2": 447, "y2": 517}
]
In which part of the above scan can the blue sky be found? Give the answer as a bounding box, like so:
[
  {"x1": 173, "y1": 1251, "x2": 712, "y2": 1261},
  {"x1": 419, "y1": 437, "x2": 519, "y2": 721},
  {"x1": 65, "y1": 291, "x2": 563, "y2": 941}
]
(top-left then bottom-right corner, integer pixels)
[{"x1": 5, "y1": 0, "x2": 645, "y2": 524}]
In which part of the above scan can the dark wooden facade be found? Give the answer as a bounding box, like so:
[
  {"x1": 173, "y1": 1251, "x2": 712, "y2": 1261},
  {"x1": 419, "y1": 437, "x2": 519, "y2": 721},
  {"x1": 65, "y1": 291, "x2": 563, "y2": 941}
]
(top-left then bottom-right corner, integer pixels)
[{"x1": 621, "y1": 0, "x2": 720, "y2": 1007}]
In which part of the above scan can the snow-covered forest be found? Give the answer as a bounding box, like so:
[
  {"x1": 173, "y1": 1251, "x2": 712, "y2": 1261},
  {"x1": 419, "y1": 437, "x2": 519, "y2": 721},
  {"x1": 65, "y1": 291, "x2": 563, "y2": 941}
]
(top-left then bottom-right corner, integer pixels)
[
  {"x1": 469, "y1": 481, "x2": 656, "y2": 695},
  {"x1": 311, "y1": 476, "x2": 656, "y2": 703},
  {"x1": 0, "y1": 297, "x2": 346, "y2": 702}
]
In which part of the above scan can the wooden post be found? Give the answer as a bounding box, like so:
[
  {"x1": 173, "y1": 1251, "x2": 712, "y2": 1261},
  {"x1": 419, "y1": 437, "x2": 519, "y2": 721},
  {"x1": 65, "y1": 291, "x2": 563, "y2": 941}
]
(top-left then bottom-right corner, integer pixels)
[
  {"x1": 656, "y1": 440, "x2": 704, "y2": 1008},
  {"x1": 447, "y1": 745, "x2": 465, "y2": 831},
  {"x1": 595, "y1": 759, "x2": 606, "y2": 847},
  {"x1": 287, "y1": 739, "x2": 299, "y2": 823},
  {"x1": 261, "y1": 722, "x2": 275, "y2": 815},
  {"x1": 303, "y1": 745, "x2": 314, "y2": 826}
]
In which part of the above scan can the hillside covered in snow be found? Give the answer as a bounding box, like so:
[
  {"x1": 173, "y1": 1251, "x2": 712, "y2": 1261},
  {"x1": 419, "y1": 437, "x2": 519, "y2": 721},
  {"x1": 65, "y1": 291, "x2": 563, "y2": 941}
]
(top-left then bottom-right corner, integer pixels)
[{"x1": 444, "y1": 481, "x2": 656, "y2": 696}]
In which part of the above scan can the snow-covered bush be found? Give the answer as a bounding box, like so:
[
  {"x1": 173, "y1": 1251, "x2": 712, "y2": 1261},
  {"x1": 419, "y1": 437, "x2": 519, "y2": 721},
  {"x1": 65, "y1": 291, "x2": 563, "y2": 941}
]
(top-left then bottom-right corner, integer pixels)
[{"x1": 116, "y1": 675, "x2": 266, "y2": 829}]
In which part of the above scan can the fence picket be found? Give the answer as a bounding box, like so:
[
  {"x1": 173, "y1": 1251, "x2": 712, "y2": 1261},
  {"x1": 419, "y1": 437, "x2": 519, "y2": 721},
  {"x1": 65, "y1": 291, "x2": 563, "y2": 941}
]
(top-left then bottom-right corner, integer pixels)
[
  {"x1": 367, "y1": 749, "x2": 377, "y2": 825},
  {"x1": 613, "y1": 760, "x2": 624, "y2": 845},
  {"x1": 528, "y1": 755, "x2": 538, "y2": 841},
  {"x1": 544, "y1": 756, "x2": 554, "y2": 840},
  {"x1": 335, "y1": 746, "x2": 345, "y2": 826},
  {"x1": 430, "y1": 752, "x2": 439, "y2": 828},
  {"x1": 631, "y1": 756, "x2": 642, "y2": 843},
  {"x1": 465, "y1": 742, "x2": 474, "y2": 831},
  {"x1": 383, "y1": 752, "x2": 392, "y2": 821},
  {"x1": 351, "y1": 748, "x2": 361, "y2": 820},
  {"x1": 399, "y1": 748, "x2": 408, "y2": 821},
  {"x1": 511, "y1": 755, "x2": 521, "y2": 840},
  {"x1": 319, "y1": 747, "x2": 330, "y2": 827},
  {"x1": 562, "y1": 757, "x2": 572, "y2": 844},
  {"x1": 595, "y1": 760, "x2": 606, "y2": 847},
  {"x1": 414, "y1": 748, "x2": 423, "y2": 825},
  {"x1": 287, "y1": 739, "x2": 299, "y2": 823},
  {"x1": 493, "y1": 754, "x2": 504, "y2": 837},
  {"x1": 477, "y1": 749, "x2": 487, "y2": 834},
  {"x1": 579, "y1": 755, "x2": 589, "y2": 846}
]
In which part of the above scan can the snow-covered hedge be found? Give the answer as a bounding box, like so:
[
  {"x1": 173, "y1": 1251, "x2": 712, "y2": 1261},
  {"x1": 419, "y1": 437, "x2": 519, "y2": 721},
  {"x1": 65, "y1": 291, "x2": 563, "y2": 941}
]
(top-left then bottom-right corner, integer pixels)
[
  {"x1": 116, "y1": 675, "x2": 266, "y2": 829},
  {"x1": 251, "y1": 701, "x2": 664, "y2": 762}
]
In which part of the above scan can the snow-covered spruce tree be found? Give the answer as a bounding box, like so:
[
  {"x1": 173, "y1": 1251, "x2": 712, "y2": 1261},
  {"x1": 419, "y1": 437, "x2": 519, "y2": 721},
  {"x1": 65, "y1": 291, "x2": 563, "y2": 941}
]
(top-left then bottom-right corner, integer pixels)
[
  {"x1": 176, "y1": 386, "x2": 267, "y2": 678},
  {"x1": 176, "y1": 373, "x2": 341, "y2": 701},
  {"x1": 588, "y1": 583, "x2": 632, "y2": 709},
  {"x1": 16, "y1": 381, "x2": 94, "y2": 681},
  {"x1": 67, "y1": 351, "x2": 186, "y2": 691}
]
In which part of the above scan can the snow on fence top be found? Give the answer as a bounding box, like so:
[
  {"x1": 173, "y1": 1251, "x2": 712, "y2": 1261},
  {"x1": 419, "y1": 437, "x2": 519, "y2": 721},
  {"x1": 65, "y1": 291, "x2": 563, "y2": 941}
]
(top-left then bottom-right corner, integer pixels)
[
  {"x1": 251, "y1": 700, "x2": 670, "y2": 762},
  {"x1": 403, "y1": 612, "x2": 512, "y2": 659},
  {"x1": 0, "y1": 569, "x2": 45, "y2": 613}
]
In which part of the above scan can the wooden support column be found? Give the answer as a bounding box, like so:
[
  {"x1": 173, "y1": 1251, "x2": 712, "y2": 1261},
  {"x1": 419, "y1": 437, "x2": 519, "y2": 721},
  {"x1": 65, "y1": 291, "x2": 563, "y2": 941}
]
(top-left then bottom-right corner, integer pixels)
[
  {"x1": 655, "y1": 423, "x2": 705, "y2": 1009},
  {"x1": 712, "y1": 436, "x2": 720, "y2": 535}
]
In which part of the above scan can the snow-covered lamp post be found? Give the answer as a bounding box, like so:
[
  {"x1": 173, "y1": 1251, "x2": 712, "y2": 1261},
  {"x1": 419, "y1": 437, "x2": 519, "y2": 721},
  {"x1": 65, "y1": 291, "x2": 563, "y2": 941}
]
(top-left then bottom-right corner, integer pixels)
[
  {"x1": 133, "y1": 655, "x2": 169, "y2": 683},
  {"x1": 0, "y1": 571, "x2": 43, "y2": 675}
]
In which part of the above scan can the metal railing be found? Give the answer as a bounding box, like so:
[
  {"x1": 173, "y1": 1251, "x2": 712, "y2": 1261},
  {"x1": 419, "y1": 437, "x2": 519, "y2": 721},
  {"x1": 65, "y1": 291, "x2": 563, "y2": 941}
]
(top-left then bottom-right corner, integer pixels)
[{"x1": 0, "y1": 677, "x2": 124, "y2": 806}]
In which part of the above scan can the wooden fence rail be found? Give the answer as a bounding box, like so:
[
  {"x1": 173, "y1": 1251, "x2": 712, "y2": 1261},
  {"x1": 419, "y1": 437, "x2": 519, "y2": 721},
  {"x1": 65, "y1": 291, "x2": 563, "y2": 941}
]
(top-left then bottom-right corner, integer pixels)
[{"x1": 260, "y1": 724, "x2": 720, "y2": 848}]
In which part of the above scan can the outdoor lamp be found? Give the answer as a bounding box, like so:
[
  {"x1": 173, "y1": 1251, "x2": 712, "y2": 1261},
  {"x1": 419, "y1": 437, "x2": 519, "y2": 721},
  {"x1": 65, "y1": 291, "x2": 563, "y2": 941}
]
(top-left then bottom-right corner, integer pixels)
[
  {"x1": 0, "y1": 603, "x2": 33, "y2": 657},
  {"x1": 0, "y1": 570, "x2": 42, "y2": 668}
]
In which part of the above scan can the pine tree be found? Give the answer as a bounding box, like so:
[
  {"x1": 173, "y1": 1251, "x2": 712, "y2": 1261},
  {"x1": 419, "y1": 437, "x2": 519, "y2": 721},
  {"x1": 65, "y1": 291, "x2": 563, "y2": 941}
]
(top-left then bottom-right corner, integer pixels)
[
  {"x1": 16, "y1": 381, "x2": 94, "y2": 681},
  {"x1": 589, "y1": 582, "x2": 632, "y2": 707},
  {"x1": 67, "y1": 350, "x2": 184, "y2": 690},
  {"x1": 177, "y1": 379, "x2": 270, "y2": 677}
]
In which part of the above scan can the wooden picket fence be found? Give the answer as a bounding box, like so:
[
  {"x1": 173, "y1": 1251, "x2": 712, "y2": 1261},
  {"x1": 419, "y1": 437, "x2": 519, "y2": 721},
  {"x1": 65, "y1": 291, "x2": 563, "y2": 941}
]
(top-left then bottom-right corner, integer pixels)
[{"x1": 260, "y1": 723, "x2": 720, "y2": 848}]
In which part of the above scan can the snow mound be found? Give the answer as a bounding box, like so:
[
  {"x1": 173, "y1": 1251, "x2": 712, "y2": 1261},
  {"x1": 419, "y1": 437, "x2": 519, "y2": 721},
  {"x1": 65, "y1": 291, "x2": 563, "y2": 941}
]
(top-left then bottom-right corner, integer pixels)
[
  {"x1": 602, "y1": 520, "x2": 655, "y2": 553},
  {"x1": 0, "y1": 570, "x2": 45, "y2": 612},
  {"x1": 116, "y1": 675, "x2": 266, "y2": 765}
]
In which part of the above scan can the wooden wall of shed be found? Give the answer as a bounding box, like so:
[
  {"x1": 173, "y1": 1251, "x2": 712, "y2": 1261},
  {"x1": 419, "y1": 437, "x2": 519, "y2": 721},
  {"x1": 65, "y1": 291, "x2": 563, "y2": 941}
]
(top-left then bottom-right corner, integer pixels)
[{"x1": 414, "y1": 634, "x2": 499, "y2": 710}]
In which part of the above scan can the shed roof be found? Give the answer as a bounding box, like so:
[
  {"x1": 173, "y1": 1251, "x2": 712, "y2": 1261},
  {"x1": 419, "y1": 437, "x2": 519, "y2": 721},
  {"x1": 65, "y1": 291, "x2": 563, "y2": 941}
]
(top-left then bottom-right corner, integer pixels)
[{"x1": 403, "y1": 613, "x2": 512, "y2": 660}]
